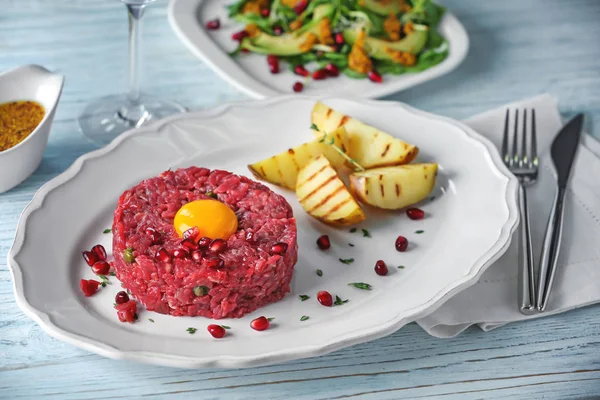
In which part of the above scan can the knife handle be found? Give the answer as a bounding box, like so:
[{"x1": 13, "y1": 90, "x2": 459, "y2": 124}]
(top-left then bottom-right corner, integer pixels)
[
  {"x1": 518, "y1": 184, "x2": 537, "y2": 315},
  {"x1": 536, "y1": 186, "x2": 567, "y2": 311}
]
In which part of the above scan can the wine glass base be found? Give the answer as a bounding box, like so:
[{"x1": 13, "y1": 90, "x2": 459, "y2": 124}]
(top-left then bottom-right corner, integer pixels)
[{"x1": 78, "y1": 93, "x2": 186, "y2": 146}]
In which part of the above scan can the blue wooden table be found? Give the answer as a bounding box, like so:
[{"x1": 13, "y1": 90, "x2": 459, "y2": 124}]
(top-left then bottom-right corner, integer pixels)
[{"x1": 2, "y1": 0, "x2": 600, "y2": 398}]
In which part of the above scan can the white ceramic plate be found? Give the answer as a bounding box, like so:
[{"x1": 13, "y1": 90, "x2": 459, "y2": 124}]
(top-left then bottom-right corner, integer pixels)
[
  {"x1": 168, "y1": 0, "x2": 469, "y2": 99},
  {"x1": 9, "y1": 97, "x2": 518, "y2": 368}
]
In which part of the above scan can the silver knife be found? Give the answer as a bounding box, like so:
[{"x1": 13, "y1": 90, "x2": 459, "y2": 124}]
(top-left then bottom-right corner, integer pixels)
[{"x1": 536, "y1": 113, "x2": 584, "y2": 311}]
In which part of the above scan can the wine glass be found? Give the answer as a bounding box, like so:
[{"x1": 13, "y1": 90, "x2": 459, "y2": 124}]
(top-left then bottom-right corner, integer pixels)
[{"x1": 78, "y1": 0, "x2": 185, "y2": 146}]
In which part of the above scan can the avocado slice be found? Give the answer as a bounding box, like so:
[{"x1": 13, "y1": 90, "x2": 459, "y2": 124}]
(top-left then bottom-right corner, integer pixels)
[
  {"x1": 240, "y1": 4, "x2": 334, "y2": 56},
  {"x1": 294, "y1": 4, "x2": 334, "y2": 36},
  {"x1": 242, "y1": 32, "x2": 314, "y2": 56},
  {"x1": 343, "y1": 26, "x2": 428, "y2": 60},
  {"x1": 361, "y1": 0, "x2": 402, "y2": 16}
]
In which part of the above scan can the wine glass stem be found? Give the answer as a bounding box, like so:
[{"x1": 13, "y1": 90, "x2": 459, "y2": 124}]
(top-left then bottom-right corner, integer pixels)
[{"x1": 126, "y1": 4, "x2": 146, "y2": 107}]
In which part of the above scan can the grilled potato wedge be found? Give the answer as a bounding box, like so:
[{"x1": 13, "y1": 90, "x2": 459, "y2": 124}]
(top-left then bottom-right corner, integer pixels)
[
  {"x1": 311, "y1": 102, "x2": 418, "y2": 168},
  {"x1": 296, "y1": 155, "x2": 366, "y2": 226},
  {"x1": 248, "y1": 127, "x2": 349, "y2": 190},
  {"x1": 349, "y1": 163, "x2": 438, "y2": 210}
]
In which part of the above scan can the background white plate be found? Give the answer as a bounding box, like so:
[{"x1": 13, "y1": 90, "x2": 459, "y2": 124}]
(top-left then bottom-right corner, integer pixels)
[
  {"x1": 168, "y1": 0, "x2": 469, "y2": 99},
  {"x1": 9, "y1": 97, "x2": 518, "y2": 368}
]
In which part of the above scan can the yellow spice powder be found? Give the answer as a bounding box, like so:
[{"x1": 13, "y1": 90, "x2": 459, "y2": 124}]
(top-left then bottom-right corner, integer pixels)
[{"x1": 0, "y1": 100, "x2": 45, "y2": 152}]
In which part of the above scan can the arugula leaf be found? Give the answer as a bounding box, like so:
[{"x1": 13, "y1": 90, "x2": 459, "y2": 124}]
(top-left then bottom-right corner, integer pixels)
[
  {"x1": 226, "y1": 0, "x2": 248, "y2": 18},
  {"x1": 233, "y1": 14, "x2": 274, "y2": 34},
  {"x1": 342, "y1": 68, "x2": 367, "y2": 79}
]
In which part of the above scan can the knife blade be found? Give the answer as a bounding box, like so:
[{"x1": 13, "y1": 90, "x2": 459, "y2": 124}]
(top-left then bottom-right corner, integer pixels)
[
  {"x1": 536, "y1": 113, "x2": 584, "y2": 311},
  {"x1": 551, "y1": 113, "x2": 584, "y2": 187}
]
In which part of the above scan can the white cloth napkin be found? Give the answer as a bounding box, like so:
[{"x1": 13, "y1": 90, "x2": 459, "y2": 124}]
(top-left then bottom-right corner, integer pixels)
[{"x1": 416, "y1": 94, "x2": 600, "y2": 338}]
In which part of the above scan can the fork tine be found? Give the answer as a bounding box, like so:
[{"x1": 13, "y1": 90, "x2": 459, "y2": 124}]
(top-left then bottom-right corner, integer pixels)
[
  {"x1": 531, "y1": 109, "x2": 538, "y2": 167},
  {"x1": 512, "y1": 109, "x2": 519, "y2": 166},
  {"x1": 521, "y1": 109, "x2": 528, "y2": 166},
  {"x1": 502, "y1": 109, "x2": 510, "y2": 164}
]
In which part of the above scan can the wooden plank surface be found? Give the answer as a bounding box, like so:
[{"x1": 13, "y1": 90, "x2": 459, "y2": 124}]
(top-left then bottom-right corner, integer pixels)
[{"x1": 1, "y1": 0, "x2": 600, "y2": 398}]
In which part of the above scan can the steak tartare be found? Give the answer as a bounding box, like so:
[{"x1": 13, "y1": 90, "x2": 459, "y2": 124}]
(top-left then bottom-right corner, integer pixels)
[{"x1": 112, "y1": 167, "x2": 298, "y2": 319}]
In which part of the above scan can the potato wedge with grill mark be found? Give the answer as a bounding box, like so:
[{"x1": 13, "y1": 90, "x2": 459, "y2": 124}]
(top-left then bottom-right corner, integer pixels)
[
  {"x1": 296, "y1": 154, "x2": 366, "y2": 226},
  {"x1": 248, "y1": 127, "x2": 349, "y2": 190},
  {"x1": 311, "y1": 102, "x2": 418, "y2": 168},
  {"x1": 349, "y1": 163, "x2": 438, "y2": 210}
]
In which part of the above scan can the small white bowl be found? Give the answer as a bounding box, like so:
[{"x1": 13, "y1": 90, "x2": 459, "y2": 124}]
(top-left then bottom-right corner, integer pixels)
[{"x1": 0, "y1": 65, "x2": 64, "y2": 193}]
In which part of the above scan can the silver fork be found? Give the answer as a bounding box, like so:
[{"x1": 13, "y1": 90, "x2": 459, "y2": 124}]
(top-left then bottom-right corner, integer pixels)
[{"x1": 502, "y1": 109, "x2": 539, "y2": 315}]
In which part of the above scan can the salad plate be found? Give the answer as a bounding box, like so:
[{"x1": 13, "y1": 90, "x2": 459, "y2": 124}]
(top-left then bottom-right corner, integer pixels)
[
  {"x1": 9, "y1": 97, "x2": 518, "y2": 368},
  {"x1": 168, "y1": 0, "x2": 469, "y2": 99}
]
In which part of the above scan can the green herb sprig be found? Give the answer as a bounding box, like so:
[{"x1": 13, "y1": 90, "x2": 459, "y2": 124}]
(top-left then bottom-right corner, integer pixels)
[
  {"x1": 348, "y1": 282, "x2": 372, "y2": 290},
  {"x1": 311, "y1": 124, "x2": 365, "y2": 172}
]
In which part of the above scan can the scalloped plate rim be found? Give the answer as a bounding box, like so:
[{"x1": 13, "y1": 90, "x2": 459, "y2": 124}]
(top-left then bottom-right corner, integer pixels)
[
  {"x1": 167, "y1": 0, "x2": 470, "y2": 99},
  {"x1": 8, "y1": 96, "x2": 519, "y2": 368}
]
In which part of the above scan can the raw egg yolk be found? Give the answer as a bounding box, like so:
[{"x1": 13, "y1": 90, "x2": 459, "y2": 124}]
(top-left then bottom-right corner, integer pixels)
[{"x1": 173, "y1": 200, "x2": 238, "y2": 240}]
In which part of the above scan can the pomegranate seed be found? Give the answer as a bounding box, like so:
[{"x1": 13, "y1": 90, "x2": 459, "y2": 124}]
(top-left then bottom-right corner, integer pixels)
[
  {"x1": 145, "y1": 227, "x2": 161, "y2": 244},
  {"x1": 181, "y1": 238, "x2": 198, "y2": 251},
  {"x1": 294, "y1": 65, "x2": 310, "y2": 77},
  {"x1": 267, "y1": 54, "x2": 278, "y2": 66},
  {"x1": 183, "y1": 227, "x2": 199, "y2": 241},
  {"x1": 317, "y1": 291, "x2": 333, "y2": 307},
  {"x1": 80, "y1": 279, "x2": 101, "y2": 297},
  {"x1": 156, "y1": 248, "x2": 171, "y2": 262},
  {"x1": 197, "y1": 236, "x2": 212, "y2": 249},
  {"x1": 206, "y1": 256, "x2": 224, "y2": 269},
  {"x1": 293, "y1": 81, "x2": 304, "y2": 92},
  {"x1": 82, "y1": 251, "x2": 99, "y2": 266},
  {"x1": 232, "y1": 30, "x2": 248, "y2": 42},
  {"x1": 209, "y1": 238, "x2": 228, "y2": 253},
  {"x1": 407, "y1": 207, "x2": 425, "y2": 220},
  {"x1": 334, "y1": 32, "x2": 345, "y2": 45},
  {"x1": 316, "y1": 235, "x2": 331, "y2": 250},
  {"x1": 173, "y1": 248, "x2": 189, "y2": 259},
  {"x1": 270, "y1": 242, "x2": 288, "y2": 255},
  {"x1": 92, "y1": 261, "x2": 111, "y2": 275},
  {"x1": 261, "y1": 8, "x2": 270, "y2": 17},
  {"x1": 205, "y1": 18, "x2": 220, "y2": 30},
  {"x1": 294, "y1": 0, "x2": 308, "y2": 14},
  {"x1": 191, "y1": 250, "x2": 203, "y2": 262},
  {"x1": 267, "y1": 55, "x2": 280, "y2": 74},
  {"x1": 273, "y1": 25, "x2": 283, "y2": 35},
  {"x1": 92, "y1": 244, "x2": 107, "y2": 261},
  {"x1": 269, "y1": 62, "x2": 280, "y2": 74},
  {"x1": 325, "y1": 63, "x2": 339, "y2": 77},
  {"x1": 115, "y1": 291, "x2": 130, "y2": 305},
  {"x1": 241, "y1": 48, "x2": 250, "y2": 53},
  {"x1": 368, "y1": 70, "x2": 383, "y2": 83},
  {"x1": 207, "y1": 324, "x2": 226, "y2": 338},
  {"x1": 395, "y1": 235, "x2": 408, "y2": 252},
  {"x1": 115, "y1": 300, "x2": 137, "y2": 323},
  {"x1": 312, "y1": 69, "x2": 327, "y2": 80},
  {"x1": 375, "y1": 260, "x2": 388, "y2": 276},
  {"x1": 250, "y1": 316, "x2": 270, "y2": 331}
]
